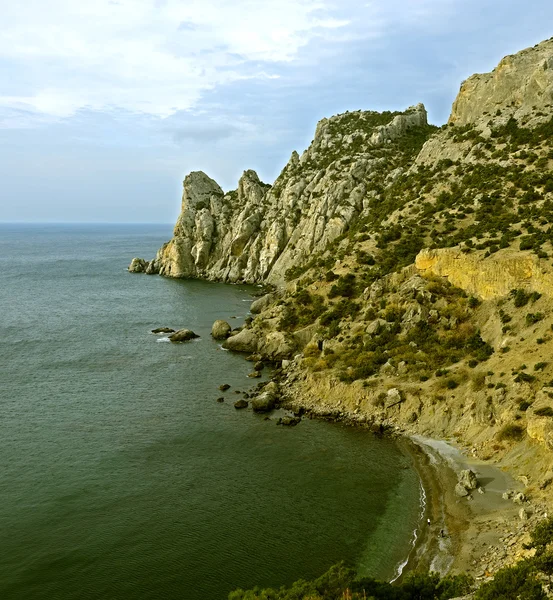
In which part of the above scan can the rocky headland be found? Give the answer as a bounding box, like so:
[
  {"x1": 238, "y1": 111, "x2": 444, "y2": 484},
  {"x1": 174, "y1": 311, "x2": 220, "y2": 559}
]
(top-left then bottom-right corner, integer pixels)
[{"x1": 131, "y1": 37, "x2": 553, "y2": 591}]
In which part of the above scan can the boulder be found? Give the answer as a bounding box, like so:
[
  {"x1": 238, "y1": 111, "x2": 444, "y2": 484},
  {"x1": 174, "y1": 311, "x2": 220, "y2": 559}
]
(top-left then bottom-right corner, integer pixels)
[
  {"x1": 458, "y1": 469, "x2": 479, "y2": 491},
  {"x1": 216, "y1": 397, "x2": 225, "y2": 403},
  {"x1": 513, "y1": 492, "x2": 527, "y2": 505},
  {"x1": 258, "y1": 331, "x2": 295, "y2": 360},
  {"x1": 168, "y1": 329, "x2": 200, "y2": 342},
  {"x1": 248, "y1": 371, "x2": 262, "y2": 378},
  {"x1": 211, "y1": 320, "x2": 232, "y2": 340},
  {"x1": 219, "y1": 384, "x2": 231, "y2": 391},
  {"x1": 251, "y1": 391, "x2": 275, "y2": 413},
  {"x1": 151, "y1": 327, "x2": 175, "y2": 334},
  {"x1": 455, "y1": 483, "x2": 470, "y2": 497},
  {"x1": 254, "y1": 361, "x2": 265, "y2": 371},
  {"x1": 222, "y1": 329, "x2": 258, "y2": 353},
  {"x1": 128, "y1": 258, "x2": 147, "y2": 273},
  {"x1": 250, "y1": 293, "x2": 274, "y2": 314},
  {"x1": 234, "y1": 399, "x2": 248, "y2": 409}
]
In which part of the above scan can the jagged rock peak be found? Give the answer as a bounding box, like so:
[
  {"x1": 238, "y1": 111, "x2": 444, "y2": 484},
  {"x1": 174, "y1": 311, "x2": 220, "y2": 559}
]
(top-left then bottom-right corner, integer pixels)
[
  {"x1": 303, "y1": 103, "x2": 427, "y2": 164},
  {"x1": 449, "y1": 37, "x2": 553, "y2": 126}
]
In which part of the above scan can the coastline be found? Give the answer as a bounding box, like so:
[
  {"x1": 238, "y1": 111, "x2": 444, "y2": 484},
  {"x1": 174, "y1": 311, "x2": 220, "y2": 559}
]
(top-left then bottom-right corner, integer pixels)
[{"x1": 282, "y1": 403, "x2": 533, "y2": 583}]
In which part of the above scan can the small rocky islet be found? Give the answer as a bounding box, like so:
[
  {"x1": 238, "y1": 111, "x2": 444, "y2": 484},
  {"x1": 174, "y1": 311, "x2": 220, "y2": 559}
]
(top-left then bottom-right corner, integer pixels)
[{"x1": 130, "y1": 37, "x2": 553, "y2": 596}]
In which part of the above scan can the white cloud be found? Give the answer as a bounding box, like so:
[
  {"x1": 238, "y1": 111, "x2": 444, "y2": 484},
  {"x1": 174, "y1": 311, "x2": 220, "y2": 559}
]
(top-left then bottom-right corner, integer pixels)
[{"x1": 0, "y1": 0, "x2": 350, "y2": 121}]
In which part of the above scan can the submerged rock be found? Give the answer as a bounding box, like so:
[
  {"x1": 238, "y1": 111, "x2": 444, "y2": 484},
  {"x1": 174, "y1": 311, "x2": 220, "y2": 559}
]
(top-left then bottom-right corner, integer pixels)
[
  {"x1": 151, "y1": 327, "x2": 175, "y2": 334},
  {"x1": 278, "y1": 416, "x2": 301, "y2": 427},
  {"x1": 216, "y1": 397, "x2": 225, "y2": 403},
  {"x1": 234, "y1": 399, "x2": 248, "y2": 409},
  {"x1": 219, "y1": 384, "x2": 231, "y2": 391},
  {"x1": 168, "y1": 329, "x2": 200, "y2": 342},
  {"x1": 211, "y1": 320, "x2": 232, "y2": 340}
]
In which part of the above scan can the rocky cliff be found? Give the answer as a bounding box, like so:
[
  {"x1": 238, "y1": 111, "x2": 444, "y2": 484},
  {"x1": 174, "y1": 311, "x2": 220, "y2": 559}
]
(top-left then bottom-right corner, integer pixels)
[{"x1": 132, "y1": 104, "x2": 432, "y2": 283}]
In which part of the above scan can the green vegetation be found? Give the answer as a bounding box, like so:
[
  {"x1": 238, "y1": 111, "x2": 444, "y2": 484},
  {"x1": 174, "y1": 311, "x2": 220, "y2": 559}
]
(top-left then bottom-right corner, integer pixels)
[
  {"x1": 497, "y1": 423, "x2": 525, "y2": 441},
  {"x1": 534, "y1": 406, "x2": 553, "y2": 417}
]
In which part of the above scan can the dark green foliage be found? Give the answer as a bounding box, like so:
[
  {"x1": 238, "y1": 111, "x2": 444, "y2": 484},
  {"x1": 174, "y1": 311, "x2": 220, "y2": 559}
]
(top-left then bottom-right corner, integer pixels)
[
  {"x1": 534, "y1": 406, "x2": 553, "y2": 417},
  {"x1": 328, "y1": 274, "x2": 358, "y2": 299},
  {"x1": 497, "y1": 423, "x2": 525, "y2": 441},
  {"x1": 445, "y1": 379, "x2": 459, "y2": 389},
  {"x1": 526, "y1": 312, "x2": 545, "y2": 325},
  {"x1": 518, "y1": 400, "x2": 532, "y2": 412},
  {"x1": 514, "y1": 372, "x2": 536, "y2": 383},
  {"x1": 468, "y1": 296, "x2": 480, "y2": 308},
  {"x1": 474, "y1": 561, "x2": 545, "y2": 600},
  {"x1": 528, "y1": 517, "x2": 553, "y2": 555},
  {"x1": 511, "y1": 289, "x2": 531, "y2": 308},
  {"x1": 534, "y1": 362, "x2": 548, "y2": 371}
]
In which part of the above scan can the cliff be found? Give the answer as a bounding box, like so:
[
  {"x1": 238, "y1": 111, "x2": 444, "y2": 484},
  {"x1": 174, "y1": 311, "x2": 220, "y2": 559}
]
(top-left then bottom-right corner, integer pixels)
[{"x1": 133, "y1": 104, "x2": 432, "y2": 283}]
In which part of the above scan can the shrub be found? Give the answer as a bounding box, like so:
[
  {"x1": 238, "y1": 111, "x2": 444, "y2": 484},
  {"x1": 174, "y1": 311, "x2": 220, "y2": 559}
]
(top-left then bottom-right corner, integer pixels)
[
  {"x1": 497, "y1": 423, "x2": 525, "y2": 441},
  {"x1": 474, "y1": 562, "x2": 545, "y2": 600},
  {"x1": 519, "y1": 400, "x2": 532, "y2": 412},
  {"x1": 534, "y1": 406, "x2": 553, "y2": 417},
  {"x1": 511, "y1": 288, "x2": 531, "y2": 307},
  {"x1": 534, "y1": 362, "x2": 548, "y2": 371},
  {"x1": 526, "y1": 312, "x2": 544, "y2": 325}
]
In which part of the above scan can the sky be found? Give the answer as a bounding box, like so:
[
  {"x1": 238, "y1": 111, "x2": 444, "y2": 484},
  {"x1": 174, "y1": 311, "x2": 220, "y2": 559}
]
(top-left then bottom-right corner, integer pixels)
[{"x1": 0, "y1": 1, "x2": 552, "y2": 223}]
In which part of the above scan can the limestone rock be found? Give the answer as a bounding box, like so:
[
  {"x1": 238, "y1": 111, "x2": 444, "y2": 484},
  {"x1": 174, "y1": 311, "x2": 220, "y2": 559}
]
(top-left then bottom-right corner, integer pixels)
[
  {"x1": 211, "y1": 320, "x2": 232, "y2": 340},
  {"x1": 455, "y1": 483, "x2": 471, "y2": 497},
  {"x1": 250, "y1": 294, "x2": 274, "y2": 314},
  {"x1": 129, "y1": 258, "x2": 147, "y2": 273},
  {"x1": 458, "y1": 469, "x2": 479, "y2": 491},
  {"x1": 168, "y1": 329, "x2": 199, "y2": 342},
  {"x1": 222, "y1": 329, "x2": 258, "y2": 353},
  {"x1": 449, "y1": 38, "x2": 553, "y2": 126}
]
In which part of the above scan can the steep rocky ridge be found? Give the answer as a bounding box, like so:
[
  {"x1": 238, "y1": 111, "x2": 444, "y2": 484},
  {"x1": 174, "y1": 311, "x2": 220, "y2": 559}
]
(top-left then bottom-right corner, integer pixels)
[{"x1": 133, "y1": 104, "x2": 432, "y2": 283}]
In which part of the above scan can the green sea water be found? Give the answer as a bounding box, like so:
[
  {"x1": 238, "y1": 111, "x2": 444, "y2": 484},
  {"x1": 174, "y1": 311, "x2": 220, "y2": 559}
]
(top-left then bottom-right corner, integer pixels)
[{"x1": 0, "y1": 224, "x2": 422, "y2": 599}]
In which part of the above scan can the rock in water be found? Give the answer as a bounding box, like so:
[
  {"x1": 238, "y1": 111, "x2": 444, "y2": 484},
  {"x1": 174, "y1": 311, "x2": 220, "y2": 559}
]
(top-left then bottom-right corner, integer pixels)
[
  {"x1": 168, "y1": 329, "x2": 199, "y2": 342},
  {"x1": 234, "y1": 399, "x2": 248, "y2": 409},
  {"x1": 151, "y1": 327, "x2": 175, "y2": 334},
  {"x1": 458, "y1": 469, "x2": 479, "y2": 491},
  {"x1": 222, "y1": 329, "x2": 258, "y2": 353},
  {"x1": 211, "y1": 320, "x2": 232, "y2": 340},
  {"x1": 248, "y1": 371, "x2": 262, "y2": 378},
  {"x1": 219, "y1": 384, "x2": 231, "y2": 391},
  {"x1": 128, "y1": 258, "x2": 147, "y2": 273},
  {"x1": 251, "y1": 391, "x2": 275, "y2": 413},
  {"x1": 278, "y1": 416, "x2": 301, "y2": 427}
]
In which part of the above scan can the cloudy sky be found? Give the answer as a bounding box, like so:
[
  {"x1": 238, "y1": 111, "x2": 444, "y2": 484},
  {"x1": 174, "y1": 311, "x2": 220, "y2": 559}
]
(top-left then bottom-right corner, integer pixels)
[{"x1": 1, "y1": 0, "x2": 552, "y2": 223}]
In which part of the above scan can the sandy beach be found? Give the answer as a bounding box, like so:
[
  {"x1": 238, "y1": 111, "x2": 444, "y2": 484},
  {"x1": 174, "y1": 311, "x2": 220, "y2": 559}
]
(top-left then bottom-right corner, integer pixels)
[{"x1": 396, "y1": 434, "x2": 531, "y2": 582}]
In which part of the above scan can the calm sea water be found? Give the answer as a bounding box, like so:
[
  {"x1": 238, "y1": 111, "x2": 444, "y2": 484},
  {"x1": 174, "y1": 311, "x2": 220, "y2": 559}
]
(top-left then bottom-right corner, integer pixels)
[{"x1": 0, "y1": 224, "x2": 422, "y2": 600}]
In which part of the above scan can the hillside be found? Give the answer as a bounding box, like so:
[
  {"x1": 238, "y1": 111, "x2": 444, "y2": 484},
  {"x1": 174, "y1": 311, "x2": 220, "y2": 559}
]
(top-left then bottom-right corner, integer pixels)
[{"x1": 131, "y1": 37, "x2": 553, "y2": 585}]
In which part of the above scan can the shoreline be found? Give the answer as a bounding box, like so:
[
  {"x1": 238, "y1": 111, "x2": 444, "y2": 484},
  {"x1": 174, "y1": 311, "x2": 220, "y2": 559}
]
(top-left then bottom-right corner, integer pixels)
[{"x1": 286, "y1": 405, "x2": 531, "y2": 582}]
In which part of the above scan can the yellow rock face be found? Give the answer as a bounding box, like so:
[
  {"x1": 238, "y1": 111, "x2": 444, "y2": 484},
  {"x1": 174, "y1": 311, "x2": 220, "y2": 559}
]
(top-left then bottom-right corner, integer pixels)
[{"x1": 415, "y1": 248, "x2": 553, "y2": 300}]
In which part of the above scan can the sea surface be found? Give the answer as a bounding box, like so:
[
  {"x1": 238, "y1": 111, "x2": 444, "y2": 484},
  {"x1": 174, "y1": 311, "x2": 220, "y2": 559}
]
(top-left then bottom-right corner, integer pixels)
[{"x1": 0, "y1": 224, "x2": 422, "y2": 600}]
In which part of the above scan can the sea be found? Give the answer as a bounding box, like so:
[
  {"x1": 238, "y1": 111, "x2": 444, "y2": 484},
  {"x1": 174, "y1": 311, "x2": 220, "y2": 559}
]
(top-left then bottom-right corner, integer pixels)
[{"x1": 0, "y1": 224, "x2": 422, "y2": 600}]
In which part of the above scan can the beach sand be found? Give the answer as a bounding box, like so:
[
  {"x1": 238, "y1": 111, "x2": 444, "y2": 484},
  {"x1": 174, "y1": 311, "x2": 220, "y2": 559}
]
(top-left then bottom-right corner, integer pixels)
[{"x1": 397, "y1": 434, "x2": 525, "y2": 581}]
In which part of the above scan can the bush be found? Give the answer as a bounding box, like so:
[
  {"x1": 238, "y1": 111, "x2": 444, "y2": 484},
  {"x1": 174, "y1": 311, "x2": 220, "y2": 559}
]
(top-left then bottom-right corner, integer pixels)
[
  {"x1": 497, "y1": 423, "x2": 525, "y2": 441},
  {"x1": 474, "y1": 562, "x2": 545, "y2": 600},
  {"x1": 534, "y1": 406, "x2": 553, "y2": 417}
]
